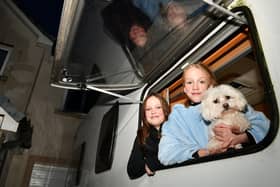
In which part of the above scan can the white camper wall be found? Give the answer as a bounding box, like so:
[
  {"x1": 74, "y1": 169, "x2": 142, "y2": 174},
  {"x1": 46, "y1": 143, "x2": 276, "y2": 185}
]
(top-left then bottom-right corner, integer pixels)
[{"x1": 247, "y1": 0, "x2": 280, "y2": 104}]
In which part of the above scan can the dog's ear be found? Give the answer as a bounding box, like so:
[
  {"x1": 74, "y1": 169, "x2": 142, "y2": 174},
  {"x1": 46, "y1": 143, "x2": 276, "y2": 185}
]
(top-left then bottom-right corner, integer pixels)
[
  {"x1": 201, "y1": 102, "x2": 213, "y2": 121},
  {"x1": 201, "y1": 90, "x2": 214, "y2": 121},
  {"x1": 235, "y1": 91, "x2": 248, "y2": 111},
  {"x1": 224, "y1": 85, "x2": 248, "y2": 111}
]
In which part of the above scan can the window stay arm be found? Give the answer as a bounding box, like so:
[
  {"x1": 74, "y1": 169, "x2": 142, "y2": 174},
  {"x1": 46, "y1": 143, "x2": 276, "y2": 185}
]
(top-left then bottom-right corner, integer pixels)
[
  {"x1": 203, "y1": 0, "x2": 247, "y2": 24},
  {"x1": 86, "y1": 85, "x2": 142, "y2": 104}
]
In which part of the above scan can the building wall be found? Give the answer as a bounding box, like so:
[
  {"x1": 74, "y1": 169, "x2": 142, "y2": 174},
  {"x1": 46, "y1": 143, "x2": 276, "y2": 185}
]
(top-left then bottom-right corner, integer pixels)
[{"x1": 0, "y1": 1, "x2": 81, "y2": 186}]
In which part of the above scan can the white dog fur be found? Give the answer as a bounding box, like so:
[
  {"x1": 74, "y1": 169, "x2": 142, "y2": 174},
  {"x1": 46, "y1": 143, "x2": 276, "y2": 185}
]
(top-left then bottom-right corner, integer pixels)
[{"x1": 201, "y1": 84, "x2": 250, "y2": 150}]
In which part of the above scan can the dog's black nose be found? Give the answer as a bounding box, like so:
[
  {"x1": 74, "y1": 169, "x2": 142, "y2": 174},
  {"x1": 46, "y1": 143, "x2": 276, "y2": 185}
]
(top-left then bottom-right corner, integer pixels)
[{"x1": 223, "y1": 103, "x2": 229, "y2": 109}]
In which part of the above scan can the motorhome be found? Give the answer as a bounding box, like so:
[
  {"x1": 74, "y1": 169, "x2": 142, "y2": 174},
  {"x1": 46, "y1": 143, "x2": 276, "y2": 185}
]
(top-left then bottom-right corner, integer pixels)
[{"x1": 51, "y1": 0, "x2": 280, "y2": 186}]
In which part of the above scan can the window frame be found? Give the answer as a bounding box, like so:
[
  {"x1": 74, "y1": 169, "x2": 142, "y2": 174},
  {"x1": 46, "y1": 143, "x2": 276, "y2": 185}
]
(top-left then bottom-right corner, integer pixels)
[{"x1": 142, "y1": 6, "x2": 278, "y2": 169}]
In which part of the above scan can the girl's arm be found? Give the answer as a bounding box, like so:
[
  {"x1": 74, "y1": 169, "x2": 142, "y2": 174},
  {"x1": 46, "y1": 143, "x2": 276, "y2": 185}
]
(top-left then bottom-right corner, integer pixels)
[
  {"x1": 211, "y1": 105, "x2": 270, "y2": 150},
  {"x1": 127, "y1": 137, "x2": 146, "y2": 179},
  {"x1": 158, "y1": 105, "x2": 204, "y2": 165}
]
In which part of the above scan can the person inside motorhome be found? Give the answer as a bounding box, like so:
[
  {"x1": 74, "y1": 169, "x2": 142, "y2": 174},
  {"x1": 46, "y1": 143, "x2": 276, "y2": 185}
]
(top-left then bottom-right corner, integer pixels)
[
  {"x1": 127, "y1": 93, "x2": 173, "y2": 179},
  {"x1": 158, "y1": 63, "x2": 270, "y2": 165}
]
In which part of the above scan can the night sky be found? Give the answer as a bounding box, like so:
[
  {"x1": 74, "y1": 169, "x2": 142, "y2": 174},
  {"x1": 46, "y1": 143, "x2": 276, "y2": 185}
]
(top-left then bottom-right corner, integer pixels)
[{"x1": 12, "y1": 0, "x2": 64, "y2": 40}]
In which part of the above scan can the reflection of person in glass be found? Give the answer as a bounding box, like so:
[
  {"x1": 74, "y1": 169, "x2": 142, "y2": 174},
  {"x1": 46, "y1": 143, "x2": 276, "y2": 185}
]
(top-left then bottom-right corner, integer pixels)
[
  {"x1": 160, "y1": 1, "x2": 189, "y2": 28},
  {"x1": 129, "y1": 24, "x2": 148, "y2": 47},
  {"x1": 132, "y1": 0, "x2": 170, "y2": 22},
  {"x1": 101, "y1": 0, "x2": 152, "y2": 48},
  {"x1": 132, "y1": 0, "x2": 190, "y2": 28}
]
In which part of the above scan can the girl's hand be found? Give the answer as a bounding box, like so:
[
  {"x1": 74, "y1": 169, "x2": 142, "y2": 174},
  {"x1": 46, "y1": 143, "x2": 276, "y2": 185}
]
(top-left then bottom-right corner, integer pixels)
[
  {"x1": 215, "y1": 124, "x2": 241, "y2": 134},
  {"x1": 213, "y1": 124, "x2": 237, "y2": 148},
  {"x1": 198, "y1": 146, "x2": 228, "y2": 157},
  {"x1": 213, "y1": 124, "x2": 249, "y2": 147},
  {"x1": 145, "y1": 164, "x2": 155, "y2": 176}
]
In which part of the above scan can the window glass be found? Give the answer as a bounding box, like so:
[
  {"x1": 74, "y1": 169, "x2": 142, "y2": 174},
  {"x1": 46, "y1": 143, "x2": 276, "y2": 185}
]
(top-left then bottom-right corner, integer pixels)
[
  {"x1": 102, "y1": 0, "x2": 230, "y2": 78},
  {"x1": 128, "y1": 0, "x2": 210, "y2": 75},
  {"x1": 52, "y1": 0, "x2": 235, "y2": 90}
]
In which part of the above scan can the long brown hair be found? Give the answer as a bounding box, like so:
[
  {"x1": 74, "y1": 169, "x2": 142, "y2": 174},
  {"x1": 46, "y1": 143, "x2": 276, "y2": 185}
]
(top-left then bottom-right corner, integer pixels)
[{"x1": 137, "y1": 93, "x2": 170, "y2": 145}]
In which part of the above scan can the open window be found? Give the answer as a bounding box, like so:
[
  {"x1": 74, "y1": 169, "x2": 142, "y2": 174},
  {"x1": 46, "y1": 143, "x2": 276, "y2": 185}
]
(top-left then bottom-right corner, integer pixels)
[
  {"x1": 51, "y1": 0, "x2": 237, "y2": 93},
  {"x1": 146, "y1": 6, "x2": 278, "y2": 167}
]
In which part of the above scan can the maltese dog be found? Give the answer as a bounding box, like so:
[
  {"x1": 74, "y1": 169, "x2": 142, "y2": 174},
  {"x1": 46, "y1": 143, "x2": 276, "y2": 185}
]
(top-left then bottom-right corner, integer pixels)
[{"x1": 201, "y1": 84, "x2": 251, "y2": 150}]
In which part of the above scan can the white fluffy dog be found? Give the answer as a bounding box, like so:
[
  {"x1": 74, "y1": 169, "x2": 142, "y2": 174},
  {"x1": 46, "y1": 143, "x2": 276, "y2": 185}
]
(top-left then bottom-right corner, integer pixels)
[{"x1": 201, "y1": 84, "x2": 250, "y2": 150}]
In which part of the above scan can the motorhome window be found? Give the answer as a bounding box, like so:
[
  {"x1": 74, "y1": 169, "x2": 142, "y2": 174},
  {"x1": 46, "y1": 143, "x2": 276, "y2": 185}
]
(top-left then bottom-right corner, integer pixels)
[
  {"x1": 151, "y1": 8, "x2": 277, "y2": 168},
  {"x1": 95, "y1": 102, "x2": 119, "y2": 173},
  {"x1": 52, "y1": 0, "x2": 236, "y2": 90},
  {"x1": 102, "y1": 0, "x2": 231, "y2": 78}
]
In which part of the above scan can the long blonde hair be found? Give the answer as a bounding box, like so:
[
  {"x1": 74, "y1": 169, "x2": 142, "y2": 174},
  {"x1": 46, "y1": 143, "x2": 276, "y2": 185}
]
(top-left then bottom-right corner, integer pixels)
[{"x1": 182, "y1": 63, "x2": 217, "y2": 106}]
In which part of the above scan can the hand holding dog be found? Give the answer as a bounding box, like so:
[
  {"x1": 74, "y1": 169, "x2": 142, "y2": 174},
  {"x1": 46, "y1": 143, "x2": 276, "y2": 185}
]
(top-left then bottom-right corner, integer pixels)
[
  {"x1": 213, "y1": 124, "x2": 249, "y2": 148},
  {"x1": 213, "y1": 124, "x2": 236, "y2": 147}
]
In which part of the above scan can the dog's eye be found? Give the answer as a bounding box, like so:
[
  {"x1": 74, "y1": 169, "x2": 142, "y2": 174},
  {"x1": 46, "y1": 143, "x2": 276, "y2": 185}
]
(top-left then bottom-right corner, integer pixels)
[
  {"x1": 213, "y1": 99, "x2": 218, "y2": 104},
  {"x1": 225, "y1": 96, "x2": 231, "y2": 100}
]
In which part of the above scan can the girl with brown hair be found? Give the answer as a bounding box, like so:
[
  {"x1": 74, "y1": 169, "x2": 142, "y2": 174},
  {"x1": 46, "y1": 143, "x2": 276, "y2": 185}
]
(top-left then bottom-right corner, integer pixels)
[{"x1": 127, "y1": 93, "x2": 170, "y2": 179}]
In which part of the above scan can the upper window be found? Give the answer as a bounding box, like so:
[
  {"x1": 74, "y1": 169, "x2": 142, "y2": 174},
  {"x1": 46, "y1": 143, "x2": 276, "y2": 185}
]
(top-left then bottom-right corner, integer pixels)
[{"x1": 51, "y1": 0, "x2": 236, "y2": 91}]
